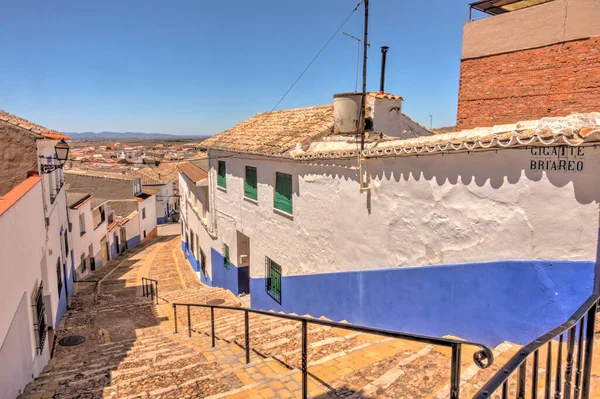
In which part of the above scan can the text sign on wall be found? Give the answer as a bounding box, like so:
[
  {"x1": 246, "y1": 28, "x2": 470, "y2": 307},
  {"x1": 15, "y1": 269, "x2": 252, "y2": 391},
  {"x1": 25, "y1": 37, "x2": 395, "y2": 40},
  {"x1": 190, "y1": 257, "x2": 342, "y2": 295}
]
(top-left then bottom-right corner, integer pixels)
[{"x1": 530, "y1": 146, "x2": 585, "y2": 172}]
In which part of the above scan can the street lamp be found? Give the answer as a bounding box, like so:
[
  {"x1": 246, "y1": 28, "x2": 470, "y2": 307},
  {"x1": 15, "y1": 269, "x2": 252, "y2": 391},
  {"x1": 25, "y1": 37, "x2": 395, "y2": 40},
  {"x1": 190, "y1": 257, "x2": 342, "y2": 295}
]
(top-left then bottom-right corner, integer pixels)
[{"x1": 41, "y1": 139, "x2": 70, "y2": 174}]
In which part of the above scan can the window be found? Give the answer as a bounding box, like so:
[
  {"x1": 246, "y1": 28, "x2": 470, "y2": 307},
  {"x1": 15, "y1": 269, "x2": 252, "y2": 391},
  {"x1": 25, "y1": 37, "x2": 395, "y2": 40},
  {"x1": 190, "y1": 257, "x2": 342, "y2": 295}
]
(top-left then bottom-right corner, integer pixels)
[
  {"x1": 79, "y1": 213, "x2": 86, "y2": 236},
  {"x1": 274, "y1": 172, "x2": 293, "y2": 215},
  {"x1": 245, "y1": 166, "x2": 258, "y2": 201},
  {"x1": 217, "y1": 161, "x2": 227, "y2": 189},
  {"x1": 223, "y1": 244, "x2": 230, "y2": 269},
  {"x1": 80, "y1": 253, "x2": 87, "y2": 273},
  {"x1": 142, "y1": 207, "x2": 146, "y2": 219},
  {"x1": 265, "y1": 257, "x2": 282, "y2": 304},
  {"x1": 33, "y1": 282, "x2": 47, "y2": 353},
  {"x1": 200, "y1": 248, "x2": 207, "y2": 278},
  {"x1": 63, "y1": 231, "x2": 69, "y2": 254},
  {"x1": 143, "y1": 230, "x2": 147, "y2": 238},
  {"x1": 93, "y1": 206, "x2": 106, "y2": 229},
  {"x1": 56, "y1": 258, "x2": 62, "y2": 298}
]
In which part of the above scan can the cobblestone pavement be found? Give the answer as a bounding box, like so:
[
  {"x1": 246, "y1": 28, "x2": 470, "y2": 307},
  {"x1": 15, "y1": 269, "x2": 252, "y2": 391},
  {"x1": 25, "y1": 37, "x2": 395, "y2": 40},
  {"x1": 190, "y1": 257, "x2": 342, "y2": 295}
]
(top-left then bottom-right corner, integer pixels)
[{"x1": 17, "y1": 234, "x2": 600, "y2": 398}]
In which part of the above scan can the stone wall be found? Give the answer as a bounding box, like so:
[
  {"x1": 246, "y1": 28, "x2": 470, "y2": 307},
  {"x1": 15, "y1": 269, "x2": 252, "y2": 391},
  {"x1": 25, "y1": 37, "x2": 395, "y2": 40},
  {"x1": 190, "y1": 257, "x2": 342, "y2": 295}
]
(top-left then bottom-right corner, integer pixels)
[{"x1": 0, "y1": 122, "x2": 39, "y2": 196}]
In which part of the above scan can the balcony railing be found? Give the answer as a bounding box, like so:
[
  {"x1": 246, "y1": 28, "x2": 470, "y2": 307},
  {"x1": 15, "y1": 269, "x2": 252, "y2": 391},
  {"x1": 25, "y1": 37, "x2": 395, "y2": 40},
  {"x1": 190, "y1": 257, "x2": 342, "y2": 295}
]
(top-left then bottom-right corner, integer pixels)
[
  {"x1": 473, "y1": 293, "x2": 599, "y2": 399},
  {"x1": 170, "y1": 301, "x2": 494, "y2": 399}
]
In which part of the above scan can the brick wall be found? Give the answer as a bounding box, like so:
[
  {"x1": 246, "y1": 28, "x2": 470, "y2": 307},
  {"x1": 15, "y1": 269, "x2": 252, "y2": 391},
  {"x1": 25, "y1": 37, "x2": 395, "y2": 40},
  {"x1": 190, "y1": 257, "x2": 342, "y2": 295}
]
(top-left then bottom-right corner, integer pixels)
[{"x1": 457, "y1": 36, "x2": 600, "y2": 131}]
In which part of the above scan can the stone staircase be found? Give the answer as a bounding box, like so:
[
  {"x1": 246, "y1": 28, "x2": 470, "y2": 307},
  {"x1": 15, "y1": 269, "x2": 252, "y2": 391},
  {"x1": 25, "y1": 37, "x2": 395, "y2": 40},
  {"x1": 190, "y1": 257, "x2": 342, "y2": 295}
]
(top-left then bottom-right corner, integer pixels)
[{"x1": 19, "y1": 235, "x2": 597, "y2": 399}]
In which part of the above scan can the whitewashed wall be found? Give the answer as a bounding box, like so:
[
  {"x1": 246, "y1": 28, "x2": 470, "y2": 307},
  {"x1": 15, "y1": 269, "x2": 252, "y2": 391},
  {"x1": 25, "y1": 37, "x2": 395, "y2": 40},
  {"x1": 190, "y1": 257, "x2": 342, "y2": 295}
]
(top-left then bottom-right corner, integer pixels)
[
  {"x1": 139, "y1": 196, "x2": 157, "y2": 238},
  {"x1": 0, "y1": 179, "x2": 50, "y2": 399},
  {"x1": 209, "y1": 146, "x2": 600, "y2": 279},
  {"x1": 125, "y1": 214, "x2": 141, "y2": 243},
  {"x1": 69, "y1": 200, "x2": 95, "y2": 277},
  {"x1": 179, "y1": 173, "x2": 214, "y2": 281},
  {"x1": 155, "y1": 182, "x2": 175, "y2": 222}
]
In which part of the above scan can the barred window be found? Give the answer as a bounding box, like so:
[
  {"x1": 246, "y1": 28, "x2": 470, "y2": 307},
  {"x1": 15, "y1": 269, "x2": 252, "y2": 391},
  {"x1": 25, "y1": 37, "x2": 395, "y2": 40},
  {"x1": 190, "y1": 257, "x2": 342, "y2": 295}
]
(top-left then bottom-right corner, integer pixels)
[{"x1": 265, "y1": 257, "x2": 282, "y2": 304}]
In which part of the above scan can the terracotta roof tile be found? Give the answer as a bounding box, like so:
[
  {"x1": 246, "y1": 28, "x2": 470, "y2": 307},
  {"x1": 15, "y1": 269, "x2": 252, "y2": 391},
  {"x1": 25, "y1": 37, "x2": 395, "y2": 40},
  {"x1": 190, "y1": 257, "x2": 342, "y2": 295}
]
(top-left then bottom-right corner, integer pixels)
[
  {"x1": 0, "y1": 176, "x2": 41, "y2": 217},
  {"x1": 0, "y1": 110, "x2": 70, "y2": 140},
  {"x1": 201, "y1": 105, "x2": 334, "y2": 155},
  {"x1": 177, "y1": 162, "x2": 208, "y2": 183}
]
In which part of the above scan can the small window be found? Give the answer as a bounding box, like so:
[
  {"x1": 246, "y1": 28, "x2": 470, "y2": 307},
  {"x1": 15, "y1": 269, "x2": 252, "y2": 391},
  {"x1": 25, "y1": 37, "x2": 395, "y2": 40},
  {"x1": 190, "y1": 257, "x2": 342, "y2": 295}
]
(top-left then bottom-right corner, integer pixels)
[
  {"x1": 56, "y1": 258, "x2": 62, "y2": 298},
  {"x1": 33, "y1": 282, "x2": 47, "y2": 353},
  {"x1": 265, "y1": 257, "x2": 282, "y2": 304},
  {"x1": 223, "y1": 244, "x2": 230, "y2": 269},
  {"x1": 143, "y1": 230, "x2": 147, "y2": 238},
  {"x1": 217, "y1": 161, "x2": 227, "y2": 189},
  {"x1": 79, "y1": 214, "x2": 86, "y2": 236},
  {"x1": 274, "y1": 173, "x2": 293, "y2": 215},
  {"x1": 142, "y1": 208, "x2": 146, "y2": 219},
  {"x1": 200, "y1": 248, "x2": 207, "y2": 278},
  {"x1": 80, "y1": 253, "x2": 87, "y2": 273},
  {"x1": 245, "y1": 166, "x2": 258, "y2": 201}
]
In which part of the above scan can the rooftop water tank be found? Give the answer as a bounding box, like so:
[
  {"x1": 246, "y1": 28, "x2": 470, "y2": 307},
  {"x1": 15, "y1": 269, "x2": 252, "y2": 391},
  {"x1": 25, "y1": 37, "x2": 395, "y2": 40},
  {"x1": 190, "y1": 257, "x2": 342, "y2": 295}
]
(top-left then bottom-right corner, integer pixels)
[{"x1": 334, "y1": 93, "x2": 362, "y2": 134}]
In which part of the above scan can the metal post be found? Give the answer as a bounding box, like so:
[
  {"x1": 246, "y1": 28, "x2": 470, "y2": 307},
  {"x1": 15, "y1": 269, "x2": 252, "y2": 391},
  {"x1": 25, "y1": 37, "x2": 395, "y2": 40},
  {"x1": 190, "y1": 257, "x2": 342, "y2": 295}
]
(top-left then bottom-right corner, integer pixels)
[
  {"x1": 533, "y1": 349, "x2": 539, "y2": 399},
  {"x1": 150, "y1": 283, "x2": 154, "y2": 302},
  {"x1": 359, "y1": 0, "x2": 369, "y2": 151},
  {"x1": 211, "y1": 307, "x2": 215, "y2": 348},
  {"x1": 517, "y1": 361, "x2": 527, "y2": 399},
  {"x1": 173, "y1": 304, "x2": 178, "y2": 333},
  {"x1": 450, "y1": 343, "x2": 462, "y2": 399},
  {"x1": 581, "y1": 303, "x2": 597, "y2": 399},
  {"x1": 565, "y1": 327, "x2": 576, "y2": 399},
  {"x1": 187, "y1": 305, "x2": 192, "y2": 338},
  {"x1": 142, "y1": 278, "x2": 146, "y2": 296},
  {"x1": 302, "y1": 320, "x2": 308, "y2": 399},
  {"x1": 245, "y1": 310, "x2": 250, "y2": 364}
]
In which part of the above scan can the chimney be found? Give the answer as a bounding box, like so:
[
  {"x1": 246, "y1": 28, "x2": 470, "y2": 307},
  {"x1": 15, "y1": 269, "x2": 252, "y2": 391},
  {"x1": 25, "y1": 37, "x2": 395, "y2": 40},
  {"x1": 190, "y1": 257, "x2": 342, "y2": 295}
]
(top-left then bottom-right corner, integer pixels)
[
  {"x1": 333, "y1": 93, "x2": 363, "y2": 134},
  {"x1": 379, "y1": 46, "x2": 389, "y2": 93}
]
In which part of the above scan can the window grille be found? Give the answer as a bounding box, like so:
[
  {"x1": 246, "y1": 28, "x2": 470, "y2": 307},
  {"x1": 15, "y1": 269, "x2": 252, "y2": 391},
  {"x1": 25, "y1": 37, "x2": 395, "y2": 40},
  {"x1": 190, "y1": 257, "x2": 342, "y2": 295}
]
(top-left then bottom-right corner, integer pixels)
[
  {"x1": 32, "y1": 282, "x2": 47, "y2": 354},
  {"x1": 265, "y1": 257, "x2": 282, "y2": 304}
]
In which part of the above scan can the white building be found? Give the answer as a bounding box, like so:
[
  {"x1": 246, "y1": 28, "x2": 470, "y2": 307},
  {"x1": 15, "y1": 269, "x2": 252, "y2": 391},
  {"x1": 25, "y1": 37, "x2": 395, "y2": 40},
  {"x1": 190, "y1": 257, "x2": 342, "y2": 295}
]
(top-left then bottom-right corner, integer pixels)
[
  {"x1": 0, "y1": 110, "x2": 73, "y2": 398},
  {"x1": 185, "y1": 94, "x2": 600, "y2": 348},
  {"x1": 128, "y1": 168, "x2": 178, "y2": 224},
  {"x1": 67, "y1": 193, "x2": 111, "y2": 280}
]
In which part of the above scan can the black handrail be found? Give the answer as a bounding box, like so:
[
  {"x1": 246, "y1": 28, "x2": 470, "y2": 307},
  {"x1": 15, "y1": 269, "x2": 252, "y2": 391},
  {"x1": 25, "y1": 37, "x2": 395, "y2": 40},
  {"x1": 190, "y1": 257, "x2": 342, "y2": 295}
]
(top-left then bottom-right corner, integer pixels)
[
  {"x1": 172, "y1": 301, "x2": 494, "y2": 399},
  {"x1": 141, "y1": 277, "x2": 159, "y2": 304},
  {"x1": 473, "y1": 293, "x2": 600, "y2": 399}
]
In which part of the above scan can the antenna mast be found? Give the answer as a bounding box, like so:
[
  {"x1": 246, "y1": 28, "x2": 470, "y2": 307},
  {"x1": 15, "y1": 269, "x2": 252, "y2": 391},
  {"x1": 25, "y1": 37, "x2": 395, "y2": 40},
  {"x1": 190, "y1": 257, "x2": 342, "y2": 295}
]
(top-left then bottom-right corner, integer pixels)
[
  {"x1": 343, "y1": 32, "x2": 370, "y2": 93},
  {"x1": 359, "y1": 0, "x2": 369, "y2": 150}
]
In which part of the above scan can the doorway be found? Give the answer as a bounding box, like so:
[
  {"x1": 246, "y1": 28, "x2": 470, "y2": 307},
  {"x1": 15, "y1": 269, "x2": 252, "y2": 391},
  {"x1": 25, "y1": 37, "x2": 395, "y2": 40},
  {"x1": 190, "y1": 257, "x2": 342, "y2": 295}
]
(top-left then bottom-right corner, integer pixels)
[
  {"x1": 89, "y1": 244, "x2": 96, "y2": 271},
  {"x1": 101, "y1": 236, "x2": 109, "y2": 266},
  {"x1": 236, "y1": 231, "x2": 250, "y2": 295}
]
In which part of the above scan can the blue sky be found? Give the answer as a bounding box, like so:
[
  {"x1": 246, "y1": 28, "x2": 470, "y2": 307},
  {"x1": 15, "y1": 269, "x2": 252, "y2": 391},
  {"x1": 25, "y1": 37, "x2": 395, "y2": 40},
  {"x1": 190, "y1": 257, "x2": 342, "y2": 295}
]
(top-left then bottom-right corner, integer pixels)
[{"x1": 0, "y1": 0, "x2": 485, "y2": 135}]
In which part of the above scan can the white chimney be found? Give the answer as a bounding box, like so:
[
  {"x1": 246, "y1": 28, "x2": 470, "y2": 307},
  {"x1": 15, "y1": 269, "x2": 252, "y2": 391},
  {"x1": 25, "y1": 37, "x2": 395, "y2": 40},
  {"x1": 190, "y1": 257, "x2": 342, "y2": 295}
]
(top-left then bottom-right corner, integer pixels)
[{"x1": 333, "y1": 93, "x2": 362, "y2": 134}]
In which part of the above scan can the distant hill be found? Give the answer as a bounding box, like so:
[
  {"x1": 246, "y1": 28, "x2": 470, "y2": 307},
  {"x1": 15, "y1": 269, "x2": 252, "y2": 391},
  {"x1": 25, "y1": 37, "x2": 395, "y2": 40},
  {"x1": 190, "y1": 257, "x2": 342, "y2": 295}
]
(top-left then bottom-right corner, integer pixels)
[{"x1": 67, "y1": 131, "x2": 210, "y2": 140}]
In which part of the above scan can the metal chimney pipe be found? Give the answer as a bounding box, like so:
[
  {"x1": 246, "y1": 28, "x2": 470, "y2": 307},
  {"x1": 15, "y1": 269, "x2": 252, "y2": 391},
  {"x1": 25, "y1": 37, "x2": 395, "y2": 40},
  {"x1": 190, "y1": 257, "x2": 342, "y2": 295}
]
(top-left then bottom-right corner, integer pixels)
[{"x1": 380, "y1": 46, "x2": 389, "y2": 93}]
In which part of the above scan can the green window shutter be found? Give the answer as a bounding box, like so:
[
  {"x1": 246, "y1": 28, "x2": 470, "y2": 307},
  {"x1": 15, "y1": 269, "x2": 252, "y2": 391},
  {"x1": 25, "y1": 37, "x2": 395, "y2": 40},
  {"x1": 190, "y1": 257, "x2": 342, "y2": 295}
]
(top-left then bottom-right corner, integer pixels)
[
  {"x1": 244, "y1": 166, "x2": 257, "y2": 200},
  {"x1": 217, "y1": 161, "x2": 227, "y2": 189},
  {"x1": 274, "y1": 173, "x2": 293, "y2": 214}
]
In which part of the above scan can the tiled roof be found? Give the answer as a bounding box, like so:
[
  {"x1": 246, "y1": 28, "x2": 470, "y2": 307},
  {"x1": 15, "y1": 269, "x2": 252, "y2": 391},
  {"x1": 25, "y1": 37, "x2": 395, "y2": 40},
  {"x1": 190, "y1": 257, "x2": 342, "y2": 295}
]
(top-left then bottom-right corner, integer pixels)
[
  {"x1": 0, "y1": 176, "x2": 41, "y2": 217},
  {"x1": 0, "y1": 110, "x2": 70, "y2": 140},
  {"x1": 91, "y1": 197, "x2": 107, "y2": 208},
  {"x1": 177, "y1": 162, "x2": 208, "y2": 183},
  {"x1": 141, "y1": 186, "x2": 160, "y2": 196},
  {"x1": 368, "y1": 92, "x2": 404, "y2": 101},
  {"x1": 65, "y1": 169, "x2": 139, "y2": 181},
  {"x1": 67, "y1": 191, "x2": 92, "y2": 209},
  {"x1": 106, "y1": 200, "x2": 138, "y2": 219},
  {"x1": 201, "y1": 105, "x2": 334, "y2": 155},
  {"x1": 292, "y1": 113, "x2": 600, "y2": 160},
  {"x1": 128, "y1": 167, "x2": 178, "y2": 186}
]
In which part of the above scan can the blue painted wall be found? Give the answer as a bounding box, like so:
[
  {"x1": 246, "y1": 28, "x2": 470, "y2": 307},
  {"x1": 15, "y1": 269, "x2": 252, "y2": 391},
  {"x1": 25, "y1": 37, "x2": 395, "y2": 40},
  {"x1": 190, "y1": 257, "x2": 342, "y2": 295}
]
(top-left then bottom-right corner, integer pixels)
[
  {"x1": 183, "y1": 247, "x2": 212, "y2": 286},
  {"x1": 127, "y1": 235, "x2": 141, "y2": 249},
  {"x1": 211, "y1": 248, "x2": 243, "y2": 295},
  {"x1": 110, "y1": 243, "x2": 117, "y2": 260},
  {"x1": 157, "y1": 216, "x2": 168, "y2": 224},
  {"x1": 55, "y1": 260, "x2": 76, "y2": 329},
  {"x1": 250, "y1": 260, "x2": 594, "y2": 347}
]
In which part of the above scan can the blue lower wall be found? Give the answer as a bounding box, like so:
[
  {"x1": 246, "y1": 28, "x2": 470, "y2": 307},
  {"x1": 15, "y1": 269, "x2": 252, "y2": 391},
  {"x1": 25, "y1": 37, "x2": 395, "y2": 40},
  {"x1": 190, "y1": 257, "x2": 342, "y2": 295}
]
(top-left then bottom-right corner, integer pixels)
[
  {"x1": 183, "y1": 244, "x2": 212, "y2": 286},
  {"x1": 211, "y1": 248, "x2": 243, "y2": 296},
  {"x1": 250, "y1": 260, "x2": 594, "y2": 347},
  {"x1": 110, "y1": 243, "x2": 117, "y2": 260},
  {"x1": 127, "y1": 235, "x2": 141, "y2": 249},
  {"x1": 157, "y1": 216, "x2": 168, "y2": 225}
]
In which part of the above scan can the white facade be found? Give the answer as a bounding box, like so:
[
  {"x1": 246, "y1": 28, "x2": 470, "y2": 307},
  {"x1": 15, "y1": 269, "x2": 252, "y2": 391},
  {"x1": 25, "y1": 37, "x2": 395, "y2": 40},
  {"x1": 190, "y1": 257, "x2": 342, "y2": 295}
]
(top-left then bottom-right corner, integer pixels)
[
  {"x1": 0, "y1": 179, "x2": 51, "y2": 399},
  {"x1": 154, "y1": 181, "x2": 176, "y2": 224},
  {"x1": 139, "y1": 196, "x2": 157, "y2": 239}
]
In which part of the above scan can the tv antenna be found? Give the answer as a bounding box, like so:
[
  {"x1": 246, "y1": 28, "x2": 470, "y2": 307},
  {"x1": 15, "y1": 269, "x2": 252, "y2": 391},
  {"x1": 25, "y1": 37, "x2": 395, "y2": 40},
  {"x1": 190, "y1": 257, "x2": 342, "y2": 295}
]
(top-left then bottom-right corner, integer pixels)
[{"x1": 343, "y1": 32, "x2": 370, "y2": 92}]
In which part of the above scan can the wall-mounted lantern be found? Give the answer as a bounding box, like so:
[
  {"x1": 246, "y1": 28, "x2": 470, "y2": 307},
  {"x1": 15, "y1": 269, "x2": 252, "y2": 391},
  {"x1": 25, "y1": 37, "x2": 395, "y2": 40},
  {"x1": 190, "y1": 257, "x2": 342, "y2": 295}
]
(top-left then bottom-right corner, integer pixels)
[{"x1": 41, "y1": 139, "x2": 70, "y2": 174}]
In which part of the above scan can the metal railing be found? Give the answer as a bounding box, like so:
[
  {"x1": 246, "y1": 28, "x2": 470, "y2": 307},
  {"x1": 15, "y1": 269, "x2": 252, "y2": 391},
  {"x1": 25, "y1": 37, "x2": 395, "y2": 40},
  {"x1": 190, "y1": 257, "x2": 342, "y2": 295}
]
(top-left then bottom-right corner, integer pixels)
[
  {"x1": 473, "y1": 293, "x2": 599, "y2": 399},
  {"x1": 172, "y1": 302, "x2": 494, "y2": 399},
  {"x1": 142, "y1": 277, "x2": 159, "y2": 304}
]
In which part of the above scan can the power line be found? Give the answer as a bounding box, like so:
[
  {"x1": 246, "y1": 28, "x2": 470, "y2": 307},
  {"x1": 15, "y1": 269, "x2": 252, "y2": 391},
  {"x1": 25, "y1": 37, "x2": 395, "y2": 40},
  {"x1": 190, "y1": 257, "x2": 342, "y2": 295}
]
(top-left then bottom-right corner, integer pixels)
[{"x1": 268, "y1": 0, "x2": 364, "y2": 113}]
